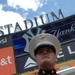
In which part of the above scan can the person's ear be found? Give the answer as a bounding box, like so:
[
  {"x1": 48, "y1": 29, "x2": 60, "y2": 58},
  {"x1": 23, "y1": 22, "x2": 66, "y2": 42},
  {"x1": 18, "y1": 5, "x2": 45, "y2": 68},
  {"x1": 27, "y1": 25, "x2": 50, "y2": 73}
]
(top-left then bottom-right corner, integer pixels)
[
  {"x1": 55, "y1": 56, "x2": 58, "y2": 62},
  {"x1": 35, "y1": 57, "x2": 37, "y2": 63}
]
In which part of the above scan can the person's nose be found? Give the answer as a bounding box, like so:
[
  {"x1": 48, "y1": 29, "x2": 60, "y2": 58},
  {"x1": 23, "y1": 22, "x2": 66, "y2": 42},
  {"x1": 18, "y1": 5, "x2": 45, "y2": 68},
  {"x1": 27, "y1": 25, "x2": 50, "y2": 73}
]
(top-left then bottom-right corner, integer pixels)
[{"x1": 43, "y1": 50, "x2": 48, "y2": 54}]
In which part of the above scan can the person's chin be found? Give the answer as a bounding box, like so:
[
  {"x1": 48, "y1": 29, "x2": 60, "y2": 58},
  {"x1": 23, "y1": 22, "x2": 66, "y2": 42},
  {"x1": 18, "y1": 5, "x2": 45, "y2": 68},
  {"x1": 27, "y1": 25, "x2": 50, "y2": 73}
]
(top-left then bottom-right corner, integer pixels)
[
  {"x1": 40, "y1": 59, "x2": 52, "y2": 69},
  {"x1": 41, "y1": 58, "x2": 51, "y2": 64}
]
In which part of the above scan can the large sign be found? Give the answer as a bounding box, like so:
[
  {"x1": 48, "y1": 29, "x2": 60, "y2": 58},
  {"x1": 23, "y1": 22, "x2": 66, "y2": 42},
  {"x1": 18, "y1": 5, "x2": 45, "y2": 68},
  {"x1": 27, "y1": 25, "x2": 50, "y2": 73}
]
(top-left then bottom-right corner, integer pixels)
[
  {"x1": 0, "y1": 46, "x2": 16, "y2": 75},
  {"x1": 0, "y1": 35, "x2": 16, "y2": 75},
  {"x1": 12, "y1": 19, "x2": 75, "y2": 56},
  {"x1": 0, "y1": 14, "x2": 75, "y2": 75},
  {"x1": 11, "y1": 15, "x2": 75, "y2": 74}
]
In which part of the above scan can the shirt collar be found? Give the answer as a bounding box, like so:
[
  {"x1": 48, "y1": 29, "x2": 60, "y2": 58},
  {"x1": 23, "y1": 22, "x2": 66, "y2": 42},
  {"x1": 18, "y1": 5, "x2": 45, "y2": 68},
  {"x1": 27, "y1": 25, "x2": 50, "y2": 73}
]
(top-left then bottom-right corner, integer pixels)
[{"x1": 38, "y1": 69, "x2": 57, "y2": 75}]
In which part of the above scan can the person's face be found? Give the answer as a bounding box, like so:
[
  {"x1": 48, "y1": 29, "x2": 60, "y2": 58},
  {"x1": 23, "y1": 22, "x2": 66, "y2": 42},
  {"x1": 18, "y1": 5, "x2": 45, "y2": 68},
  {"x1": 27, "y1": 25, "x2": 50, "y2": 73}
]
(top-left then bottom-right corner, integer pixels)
[{"x1": 35, "y1": 46, "x2": 57, "y2": 69}]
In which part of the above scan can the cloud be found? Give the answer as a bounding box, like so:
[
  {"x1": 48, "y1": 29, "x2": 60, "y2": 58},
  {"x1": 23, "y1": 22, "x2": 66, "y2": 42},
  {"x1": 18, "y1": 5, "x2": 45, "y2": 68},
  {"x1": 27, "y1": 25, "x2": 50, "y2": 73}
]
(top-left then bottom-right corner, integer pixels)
[
  {"x1": 0, "y1": 4, "x2": 26, "y2": 35},
  {"x1": 0, "y1": 0, "x2": 48, "y2": 26},
  {"x1": 7, "y1": 0, "x2": 48, "y2": 11},
  {"x1": 0, "y1": 4, "x2": 24, "y2": 25}
]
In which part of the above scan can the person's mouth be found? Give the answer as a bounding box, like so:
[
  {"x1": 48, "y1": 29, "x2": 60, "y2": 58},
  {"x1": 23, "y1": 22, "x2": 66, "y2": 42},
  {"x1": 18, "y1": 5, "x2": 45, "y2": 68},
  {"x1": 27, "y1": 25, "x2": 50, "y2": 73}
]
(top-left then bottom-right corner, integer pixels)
[{"x1": 42, "y1": 55, "x2": 49, "y2": 59}]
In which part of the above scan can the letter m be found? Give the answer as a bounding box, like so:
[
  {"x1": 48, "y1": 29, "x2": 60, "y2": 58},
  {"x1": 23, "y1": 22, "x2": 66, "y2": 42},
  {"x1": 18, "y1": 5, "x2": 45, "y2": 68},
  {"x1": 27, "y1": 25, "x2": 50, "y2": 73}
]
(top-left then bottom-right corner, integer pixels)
[{"x1": 51, "y1": 9, "x2": 64, "y2": 21}]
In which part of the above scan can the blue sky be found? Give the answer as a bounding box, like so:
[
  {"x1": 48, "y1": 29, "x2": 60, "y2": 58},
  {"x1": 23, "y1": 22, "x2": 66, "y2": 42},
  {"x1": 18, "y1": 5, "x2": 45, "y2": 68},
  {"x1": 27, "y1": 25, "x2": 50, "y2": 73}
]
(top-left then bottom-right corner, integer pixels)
[{"x1": 0, "y1": 0, "x2": 75, "y2": 35}]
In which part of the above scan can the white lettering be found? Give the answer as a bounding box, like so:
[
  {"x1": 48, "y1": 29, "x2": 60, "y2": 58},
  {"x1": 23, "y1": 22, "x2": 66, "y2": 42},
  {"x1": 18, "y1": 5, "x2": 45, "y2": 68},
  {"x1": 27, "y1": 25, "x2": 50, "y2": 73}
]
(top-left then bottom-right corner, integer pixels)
[
  {"x1": 7, "y1": 56, "x2": 12, "y2": 64},
  {"x1": 22, "y1": 28, "x2": 45, "y2": 52},
  {"x1": 0, "y1": 56, "x2": 12, "y2": 66},
  {"x1": 51, "y1": 23, "x2": 75, "y2": 38},
  {"x1": 0, "y1": 37, "x2": 7, "y2": 44},
  {"x1": 57, "y1": 49, "x2": 64, "y2": 58},
  {"x1": 67, "y1": 46, "x2": 75, "y2": 54}
]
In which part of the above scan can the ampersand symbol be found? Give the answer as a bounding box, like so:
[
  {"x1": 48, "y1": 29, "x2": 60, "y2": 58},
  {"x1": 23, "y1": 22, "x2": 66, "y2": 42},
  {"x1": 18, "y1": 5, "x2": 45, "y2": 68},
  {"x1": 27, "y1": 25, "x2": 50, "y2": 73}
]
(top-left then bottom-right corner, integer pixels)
[{"x1": 0, "y1": 58, "x2": 7, "y2": 66}]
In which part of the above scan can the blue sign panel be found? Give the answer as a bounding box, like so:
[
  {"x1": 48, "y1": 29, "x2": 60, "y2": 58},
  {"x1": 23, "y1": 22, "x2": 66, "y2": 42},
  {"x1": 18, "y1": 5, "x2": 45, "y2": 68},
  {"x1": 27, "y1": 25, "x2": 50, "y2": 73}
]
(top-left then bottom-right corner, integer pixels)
[
  {"x1": 46, "y1": 21, "x2": 75, "y2": 42},
  {"x1": 12, "y1": 21, "x2": 75, "y2": 56}
]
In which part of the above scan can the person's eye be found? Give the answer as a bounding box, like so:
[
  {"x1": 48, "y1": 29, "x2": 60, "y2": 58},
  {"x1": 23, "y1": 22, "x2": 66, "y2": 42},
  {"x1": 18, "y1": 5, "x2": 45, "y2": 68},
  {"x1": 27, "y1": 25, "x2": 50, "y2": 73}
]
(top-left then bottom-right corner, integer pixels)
[
  {"x1": 47, "y1": 49, "x2": 52, "y2": 53},
  {"x1": 39, "y1": 50, "x2": 43, "y2": 53},
  {"x1": 37, "y1": 50, "x2": 42, "y2": 54}
]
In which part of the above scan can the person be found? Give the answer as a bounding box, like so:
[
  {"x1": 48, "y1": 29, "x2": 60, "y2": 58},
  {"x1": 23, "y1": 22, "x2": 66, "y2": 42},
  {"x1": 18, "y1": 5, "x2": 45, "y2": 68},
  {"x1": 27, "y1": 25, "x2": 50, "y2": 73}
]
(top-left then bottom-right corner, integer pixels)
[{"x1": 29, "y1": 33, "x2": 61, "y2": 75}]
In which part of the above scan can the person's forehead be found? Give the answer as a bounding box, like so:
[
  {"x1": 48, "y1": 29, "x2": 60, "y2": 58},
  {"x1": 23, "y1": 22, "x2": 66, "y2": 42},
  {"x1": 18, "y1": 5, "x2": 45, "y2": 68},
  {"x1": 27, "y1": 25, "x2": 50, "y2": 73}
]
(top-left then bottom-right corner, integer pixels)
[
  {"x1": 37, "y1": 48, "x2": 53, "y2": 53},
  {"x1": 38, "y1": 46, "x2": 53, "y2": 49},
  {"x1": 35, "y1": 45, "x2": 56, "y2": 56},
  {"x1": 38, "y1": 47, "x2": 54, "y2": 52},
  {"x1": 36, "y1": 45, "x2": 55, "y2": 50}
]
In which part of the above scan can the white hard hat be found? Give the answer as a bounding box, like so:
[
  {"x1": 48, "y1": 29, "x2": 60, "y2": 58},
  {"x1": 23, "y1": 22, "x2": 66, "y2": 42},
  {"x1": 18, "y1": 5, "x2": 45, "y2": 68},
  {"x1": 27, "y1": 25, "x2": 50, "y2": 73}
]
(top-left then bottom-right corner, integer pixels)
[{"x1": 29, "y1": 33, "x2": 61, "y2": 58}]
